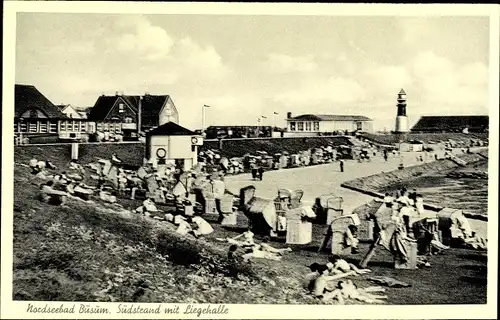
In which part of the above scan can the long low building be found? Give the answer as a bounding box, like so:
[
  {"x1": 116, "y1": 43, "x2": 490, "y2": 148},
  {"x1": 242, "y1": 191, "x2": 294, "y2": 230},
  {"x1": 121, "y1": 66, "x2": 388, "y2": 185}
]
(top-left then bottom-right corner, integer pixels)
[
  {"x1": 14, "y1": 84, "x2": 95, "y2": 143},
  {"x1": 411, "y1": 115, "x2": 489, "y2": 133},
  {"x1": 285, "y1": 112, "x2": 373, "y2": 137}
]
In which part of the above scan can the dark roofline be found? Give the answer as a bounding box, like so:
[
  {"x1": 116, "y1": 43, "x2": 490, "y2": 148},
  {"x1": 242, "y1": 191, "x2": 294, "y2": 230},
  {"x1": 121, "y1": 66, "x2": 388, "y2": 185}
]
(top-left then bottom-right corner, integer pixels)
[
  {"x1": 288, "y1": 114, "x2": 372, "y2": 121},
  {"x1": 146, "y1": 121, "x2": 196, "y2": 136}
]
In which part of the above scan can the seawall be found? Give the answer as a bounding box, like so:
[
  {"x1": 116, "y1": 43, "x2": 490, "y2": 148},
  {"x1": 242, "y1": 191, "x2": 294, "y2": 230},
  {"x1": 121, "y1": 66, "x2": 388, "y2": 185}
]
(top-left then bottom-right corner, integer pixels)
[
  {"x1": 341, "y1": 150, "x2": 489, "y2": 221},
  {"x1": 14, "y1": 136, "x2": 353, "y2": 168}
]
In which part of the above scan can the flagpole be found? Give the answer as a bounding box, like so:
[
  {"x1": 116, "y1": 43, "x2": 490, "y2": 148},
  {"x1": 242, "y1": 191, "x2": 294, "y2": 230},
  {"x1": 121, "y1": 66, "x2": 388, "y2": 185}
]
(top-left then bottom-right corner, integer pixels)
[
  {"x1": 202, "y1": 105, "x2": 210, "y2": 135},
  {"x1": 202, "y1": 105, "x2": 205, "y2": 134}
]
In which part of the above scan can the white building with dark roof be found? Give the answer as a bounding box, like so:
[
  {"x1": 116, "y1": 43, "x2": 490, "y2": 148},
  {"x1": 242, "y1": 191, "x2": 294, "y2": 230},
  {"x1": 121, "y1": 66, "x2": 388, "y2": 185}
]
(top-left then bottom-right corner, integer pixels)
[{"x1": 285, "y1": 112, "x2": 373, "y2": 136}]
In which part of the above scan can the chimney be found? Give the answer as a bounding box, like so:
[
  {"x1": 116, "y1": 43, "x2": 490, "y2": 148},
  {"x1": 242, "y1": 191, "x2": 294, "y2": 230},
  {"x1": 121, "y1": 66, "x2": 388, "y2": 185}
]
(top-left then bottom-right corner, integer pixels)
[{"x1": 287, "y1": 112, "x2": 292, "y2": 119}]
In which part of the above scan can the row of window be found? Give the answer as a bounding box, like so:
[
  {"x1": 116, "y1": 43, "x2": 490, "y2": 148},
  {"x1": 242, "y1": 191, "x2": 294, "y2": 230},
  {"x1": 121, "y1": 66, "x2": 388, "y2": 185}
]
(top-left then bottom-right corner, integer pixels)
[
  {"x1": 15, "y1": 121, "x2": 58, "y2": 133},
  {"x1": 60, "y1": 120, "x2": 89, "y2": 132},
  {"x1": 96, "y1": 122, "x2": 122, "y2": 133},
  {"x1": 290, "y1": 121, "x2": 320, "y2": 132}
]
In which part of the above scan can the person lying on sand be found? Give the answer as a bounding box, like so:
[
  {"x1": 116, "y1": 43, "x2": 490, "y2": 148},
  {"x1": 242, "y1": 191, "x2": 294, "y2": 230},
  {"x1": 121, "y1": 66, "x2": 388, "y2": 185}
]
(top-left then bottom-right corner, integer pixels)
[
  {"x1": 322, "y1": 279, "x2": 387, "y2": 304},
  {"x1": 327, "y1": 255, "x2": 371, "y2": 275},
  {"x1": 191, "y1": 216, "x2": 214, "y2": 237},
  {"x1": 223, "y1": 230, "x2": 256, "y2": 247},
  {"x1": 311, "y1": 265, "x2": 357, "y2": 298},
  {"x1": 241, "y1": 238, "x2": 292, "y2": 262}
]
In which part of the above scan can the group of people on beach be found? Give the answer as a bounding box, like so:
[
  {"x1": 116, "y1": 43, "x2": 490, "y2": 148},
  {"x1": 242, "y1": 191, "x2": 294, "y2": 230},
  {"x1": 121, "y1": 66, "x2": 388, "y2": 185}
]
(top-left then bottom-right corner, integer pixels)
[{"x1": 304, "y1": 255, "x2": 388, "y2": 304}]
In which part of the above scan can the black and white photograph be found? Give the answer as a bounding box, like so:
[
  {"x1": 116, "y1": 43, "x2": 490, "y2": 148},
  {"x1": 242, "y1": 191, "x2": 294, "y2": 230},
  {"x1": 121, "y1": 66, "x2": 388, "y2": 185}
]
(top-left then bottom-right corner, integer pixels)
[{"x1": 1, "y1": 2, "x2": 498, "y2": 319}]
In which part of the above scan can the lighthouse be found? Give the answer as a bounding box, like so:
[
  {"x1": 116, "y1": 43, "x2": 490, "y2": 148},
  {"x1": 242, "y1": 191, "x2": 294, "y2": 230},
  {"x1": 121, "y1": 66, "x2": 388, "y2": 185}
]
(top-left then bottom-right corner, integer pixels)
[{"x1": 394, "y1": 89, "x2": 409, "y2": 133}]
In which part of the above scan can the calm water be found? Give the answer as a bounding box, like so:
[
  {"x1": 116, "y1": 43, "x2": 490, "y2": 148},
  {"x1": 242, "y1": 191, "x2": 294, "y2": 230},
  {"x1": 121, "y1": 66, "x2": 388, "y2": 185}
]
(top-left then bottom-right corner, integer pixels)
[{"x1": 379, "y1": 160, "x2": 488, "y2": 216}]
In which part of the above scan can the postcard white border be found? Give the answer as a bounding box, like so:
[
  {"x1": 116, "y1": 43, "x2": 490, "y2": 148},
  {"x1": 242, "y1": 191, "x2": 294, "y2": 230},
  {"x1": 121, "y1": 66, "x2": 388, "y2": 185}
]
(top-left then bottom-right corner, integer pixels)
[{"x1": 2, "y1": 2, "x2": 499, "y2": 319}]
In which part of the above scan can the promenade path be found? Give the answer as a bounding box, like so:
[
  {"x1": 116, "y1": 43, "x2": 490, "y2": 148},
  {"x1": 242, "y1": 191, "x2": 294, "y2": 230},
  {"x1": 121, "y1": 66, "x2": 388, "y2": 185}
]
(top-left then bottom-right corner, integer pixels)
[{"x1": 225, "y1": 150, "x2": 487, "y2": 238}]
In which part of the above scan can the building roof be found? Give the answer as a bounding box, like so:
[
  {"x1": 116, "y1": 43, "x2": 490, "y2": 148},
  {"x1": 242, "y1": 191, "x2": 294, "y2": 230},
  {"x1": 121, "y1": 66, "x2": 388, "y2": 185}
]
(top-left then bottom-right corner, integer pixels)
[
  {"x1": 288, "y1": 114, "x2": 372, "y2": 122},
  {"x1": 411, "y1": 116, "x2": 489, "y2": 132},
  {"x1": 15, "y1": 84, "x2": 67, "y2": 118},
  {"x1": 87, "y1": 94, "x2": 170, "y2": 125},
  {"x1": 146, "y1": 121, "x2": 196, "y2": 136}
]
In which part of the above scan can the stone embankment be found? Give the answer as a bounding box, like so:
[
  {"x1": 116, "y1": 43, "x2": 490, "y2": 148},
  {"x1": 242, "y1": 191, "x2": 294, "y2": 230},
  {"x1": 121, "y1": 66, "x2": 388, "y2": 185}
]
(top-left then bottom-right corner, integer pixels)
[
  {"x1": 341, "y1": 150, "x2": 489, "y2": 221},
  {"x1": 446, "y1": 171, "x2": 488, "y2": 179}
]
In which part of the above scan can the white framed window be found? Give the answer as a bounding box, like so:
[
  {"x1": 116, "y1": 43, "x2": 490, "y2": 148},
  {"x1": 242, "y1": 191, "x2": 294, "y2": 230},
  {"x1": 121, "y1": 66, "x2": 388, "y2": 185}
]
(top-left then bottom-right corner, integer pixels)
[
  {"x1": 29, "y1": 122, "x2": 37, "y2": 133},
  {"x1": 49, "y1": 122, "x2": 57, "y2": 133},
  {"x1": 60, "y1": 121, "x2": 66, "y2": 131},
  {"x1": 313, "y1": 122, "x2": 320, "y2": 131},
  {"x1": 297, "y1": 122, "x2": 304, "y2": 131},
  {"x1": 124, "y1": 117, "x2": 133, "y2": 123},
  {"x1": 118, "y1": 103, "x2": 124, "y2": 113},
  {"x1": 97, "y1": 123, "x2": 103, "y2": 131},
  {"x1": 290, "y1": 122, "x2": 296, "y2": 131},
  {"x1": 39, "y1": 122, "x2": 48, "y2": 133},
  {"x1": 305, "y1": 122, "x2": 311, "y2": 131}
]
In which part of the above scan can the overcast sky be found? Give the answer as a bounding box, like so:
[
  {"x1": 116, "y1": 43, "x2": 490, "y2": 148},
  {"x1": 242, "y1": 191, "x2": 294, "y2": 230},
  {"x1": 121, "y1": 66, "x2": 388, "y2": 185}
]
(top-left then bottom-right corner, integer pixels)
[{"x1": 16, "y1": 13, "x2": 490, "y2": 130}]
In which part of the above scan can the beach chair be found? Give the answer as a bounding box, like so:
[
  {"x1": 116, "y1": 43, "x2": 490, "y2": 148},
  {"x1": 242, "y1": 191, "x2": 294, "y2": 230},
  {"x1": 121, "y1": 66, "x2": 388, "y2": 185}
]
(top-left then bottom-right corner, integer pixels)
[
  {"x1": 326, "y1": 196, "x2": 344, "y2": 225},
  {"x1": 290, "y1": 189, "x2": 304, "y2": 209},
  {"x1": 318, "y1": 215, "x2": 359, "y2": 255},
  {"x1": 286, "y1": 207, "x2": 313, "y2": 245}
]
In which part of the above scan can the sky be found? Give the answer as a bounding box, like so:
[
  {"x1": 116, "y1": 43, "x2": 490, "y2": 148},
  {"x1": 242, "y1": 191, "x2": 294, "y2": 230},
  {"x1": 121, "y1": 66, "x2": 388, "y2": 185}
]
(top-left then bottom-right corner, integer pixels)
[{"x1": 15, "y1": 13, "x2": 490, "y2": 131}]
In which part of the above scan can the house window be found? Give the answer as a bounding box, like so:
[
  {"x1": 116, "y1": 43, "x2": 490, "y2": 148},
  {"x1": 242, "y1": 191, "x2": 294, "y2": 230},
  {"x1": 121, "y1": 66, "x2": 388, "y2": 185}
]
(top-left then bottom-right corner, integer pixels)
[
  {"x1": 118, "y1": 103, "x2": 124, "y2": 113},
  {"x1": 290, "y1": 122, "x2": 296, "y2": 131},
  {"x1": 39, "y1": 122, "x2": 48, "y2": 133},
  {"x1": 297, "y1": 122, "x2": 304, "y2": 131},
  {"x1": 29, "y1": 122, "x2": 37, "y2": 133},
  {"x1": 313, "y1": 122, "x2": 320, "y2": 131},
  {"x1": 60, "y1": 121, "x2": 66, "y2": 131},
  {"x1": 124, "y1": 117, "x2": 133, "y2": 123},
  {"x1": 49, "y1": 122, "x2": 57, "y2": 133},
  {"x1": 29, "y1": 109, "x2": 38, "y2": 118},
  {"x1": 305, "y1": 122, "x2": 311, "y2": 131},
  {"x1": 97, "y1": 123, "x2": 103, "y2": 131}
]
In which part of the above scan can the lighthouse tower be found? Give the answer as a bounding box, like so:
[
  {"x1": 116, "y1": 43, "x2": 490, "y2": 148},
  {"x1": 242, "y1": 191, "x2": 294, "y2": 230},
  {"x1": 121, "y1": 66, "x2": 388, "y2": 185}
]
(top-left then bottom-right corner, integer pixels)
[{"x1": 394, "y1": 89, "x2": 409, "y2": 133}]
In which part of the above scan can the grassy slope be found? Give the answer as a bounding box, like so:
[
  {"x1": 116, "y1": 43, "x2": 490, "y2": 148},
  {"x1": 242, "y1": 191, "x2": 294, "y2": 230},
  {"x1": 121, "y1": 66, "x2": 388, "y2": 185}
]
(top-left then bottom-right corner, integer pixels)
[
  {"x1": 12, "y1": 160, "x2": 487, "y2": 304},
  {"x1": 12, "y1": 165, "x2": 318, "y2": 304}
]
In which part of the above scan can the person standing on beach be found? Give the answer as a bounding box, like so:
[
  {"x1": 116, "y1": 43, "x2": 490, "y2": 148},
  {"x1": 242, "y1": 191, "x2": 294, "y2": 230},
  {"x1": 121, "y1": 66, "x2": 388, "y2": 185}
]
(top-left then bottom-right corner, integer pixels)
[{"x1": 339, "y1": 160, "x2": 344, "y2": 172}]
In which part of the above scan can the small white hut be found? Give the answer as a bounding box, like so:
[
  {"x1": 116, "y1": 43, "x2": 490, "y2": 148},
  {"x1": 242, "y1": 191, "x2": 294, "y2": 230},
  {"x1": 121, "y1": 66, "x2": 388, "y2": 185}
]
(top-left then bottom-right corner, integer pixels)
[{"x1": 145, "y1": 122, "x2": 203, "y2": 171}]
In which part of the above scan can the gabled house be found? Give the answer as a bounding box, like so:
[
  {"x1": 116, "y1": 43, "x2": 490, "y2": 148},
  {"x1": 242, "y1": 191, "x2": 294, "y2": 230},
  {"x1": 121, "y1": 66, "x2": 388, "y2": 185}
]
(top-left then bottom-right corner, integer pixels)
[
  {"x1": 56, "y1": 104, "x2": 86, "y2": 119},
  {"x1": 15, "y1": 84, "x2": 67, "y2": 135},
  {"x1": 15, "y1": 84, "x2": 96, "y2": 142},
  {"x1": 87, "y1": 92, "x2": 179, "y2": 138}
]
